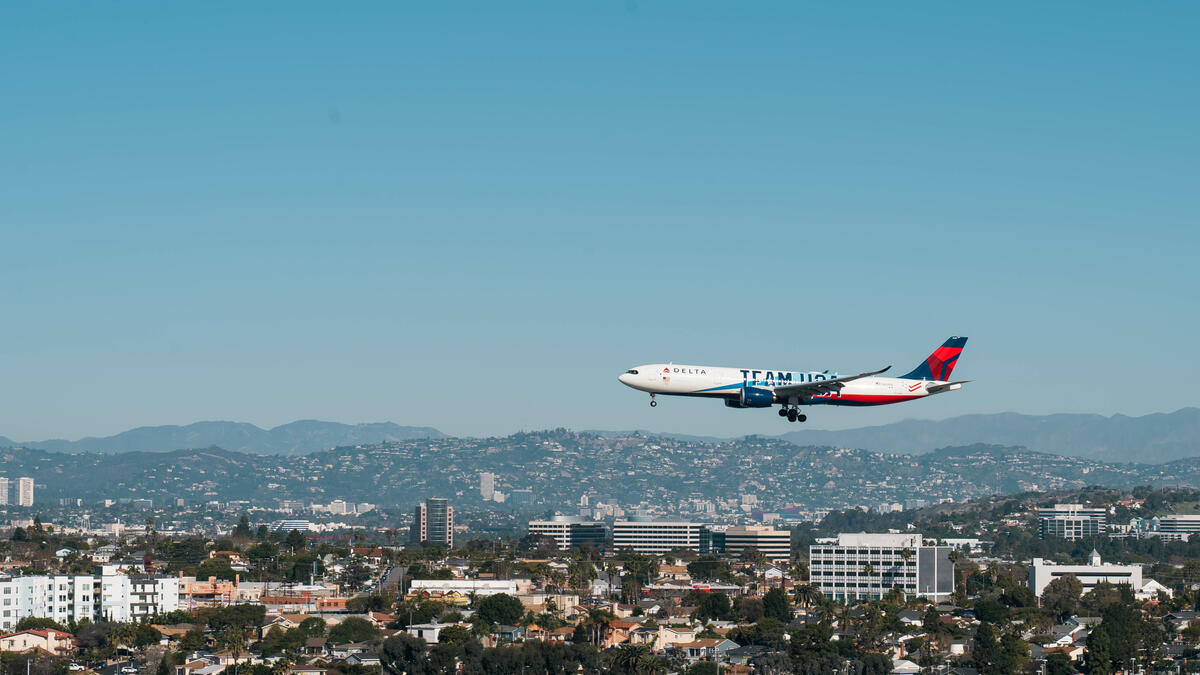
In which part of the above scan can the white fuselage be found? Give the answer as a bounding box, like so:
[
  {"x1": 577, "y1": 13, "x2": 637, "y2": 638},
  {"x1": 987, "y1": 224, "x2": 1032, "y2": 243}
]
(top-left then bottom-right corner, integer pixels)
[{"x1": 618, "y1": 363, "x2": 944, "y2": 406}]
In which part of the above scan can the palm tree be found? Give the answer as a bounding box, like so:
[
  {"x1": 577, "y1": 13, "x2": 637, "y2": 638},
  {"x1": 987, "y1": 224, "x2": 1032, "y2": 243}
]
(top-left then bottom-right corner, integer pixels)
[
  {"x1": 610, "y1": 644, "x2": 663, "y2": 674},
  {"x1": 586, "y1": 607, "x2": 616, "y2": 647},
  {"x1": 794, "y1": 583, "x2": 823, "y2": 609}
]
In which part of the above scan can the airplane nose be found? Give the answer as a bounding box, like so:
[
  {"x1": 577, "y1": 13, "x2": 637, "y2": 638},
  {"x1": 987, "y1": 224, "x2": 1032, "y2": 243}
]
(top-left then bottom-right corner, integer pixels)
[{"x1": 618, "y1": 373, "x2": 632, "y2": 386}]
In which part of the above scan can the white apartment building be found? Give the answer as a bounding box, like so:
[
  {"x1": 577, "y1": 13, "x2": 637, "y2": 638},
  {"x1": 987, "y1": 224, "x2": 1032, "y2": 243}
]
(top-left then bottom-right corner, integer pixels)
[
  {"x1": 723, "y1": 525, "x2": 792, "y2": 563},
  {"x1": 809, "y1": 533, "x2": 955, "y2": 602},
  {"x1": 613, "y1": 520, "x2": 705, "y2": 555},
  {"x1": 0, "y1": 570, "x2": 180, "y2": 631},
  {"x1": 0, "y1": 478, "x2": 8, "y2": 505},
  {"x1": 0, "y1": 575, "x2": 95, "y2": 631},
  {"x1": 1029, "y1": 550, "x2": 1147, "y2": 598}
]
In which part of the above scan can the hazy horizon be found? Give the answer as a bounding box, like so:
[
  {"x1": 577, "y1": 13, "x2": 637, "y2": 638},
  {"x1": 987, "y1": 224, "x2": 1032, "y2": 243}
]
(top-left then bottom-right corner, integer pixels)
[{"x1": 4, "y1": 406, "x2": 1197, "y2": 445}]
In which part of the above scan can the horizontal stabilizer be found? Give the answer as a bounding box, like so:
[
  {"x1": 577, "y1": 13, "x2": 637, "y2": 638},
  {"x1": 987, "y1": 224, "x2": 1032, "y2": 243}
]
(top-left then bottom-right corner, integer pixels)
[{"x1": 926, "y1": 380, "x2": 969, "y2": 394}]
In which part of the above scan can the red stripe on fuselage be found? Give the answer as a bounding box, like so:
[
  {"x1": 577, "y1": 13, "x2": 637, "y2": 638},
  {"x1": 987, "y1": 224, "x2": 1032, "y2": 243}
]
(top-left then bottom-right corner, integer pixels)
[{"x1": 811, "y1": 393, "x2": 922, "y2": 405}]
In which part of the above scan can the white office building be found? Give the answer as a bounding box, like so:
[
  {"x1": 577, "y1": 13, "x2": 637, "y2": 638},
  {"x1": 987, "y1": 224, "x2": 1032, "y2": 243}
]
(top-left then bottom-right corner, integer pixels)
[
  {"x1": 1029, "y1": 550, "x2": 1148, "y2": 598},
  {"x1": 613, "y1": 520, "x2": 705, "y2": 555},
  {"x1": 0, "y1": 478, "x2": 8, "y2": 505},
  {"x1": 1155, "y1": 515, "x2": 1200, "y2": 542},
  {"x1": 272, "y1": 519, "x2": 317, "y2": 533},
  {"x1": 809, "y1": 533, "x2": 955, "y2": 602},
  {"x1": 480, "y1": 473, "x2": 495, "y2": 501},
  {"x1": 1038, "y1": 504, "x2": 1106, "y2": 540},
  {"x1": 528, "y1": 517, "x2": 608, "y2": 551}
]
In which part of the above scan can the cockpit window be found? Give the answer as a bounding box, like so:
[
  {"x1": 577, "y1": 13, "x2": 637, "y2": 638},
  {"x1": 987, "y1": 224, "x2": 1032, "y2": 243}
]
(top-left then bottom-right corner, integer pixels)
[{"x1": 626, "y1": 369, "x2": 639, "y2": 375}]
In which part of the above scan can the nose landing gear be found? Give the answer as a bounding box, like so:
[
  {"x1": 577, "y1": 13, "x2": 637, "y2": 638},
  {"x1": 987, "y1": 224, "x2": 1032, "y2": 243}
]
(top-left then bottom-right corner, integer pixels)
[{"x1": 649, "y1": 394, "x2": 657, "y2": 408}]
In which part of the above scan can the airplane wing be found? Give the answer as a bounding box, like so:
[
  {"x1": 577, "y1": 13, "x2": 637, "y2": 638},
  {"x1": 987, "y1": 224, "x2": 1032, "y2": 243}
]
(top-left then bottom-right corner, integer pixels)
[{"x1": 771, "y1": 366, "x2": 891, "y2": 398}]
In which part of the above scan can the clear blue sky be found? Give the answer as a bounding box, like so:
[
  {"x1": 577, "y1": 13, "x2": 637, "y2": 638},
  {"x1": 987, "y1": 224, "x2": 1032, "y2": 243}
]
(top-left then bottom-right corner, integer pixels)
[{"x1": 2, "y1": 2, "x2": 1197, "y2": 441}]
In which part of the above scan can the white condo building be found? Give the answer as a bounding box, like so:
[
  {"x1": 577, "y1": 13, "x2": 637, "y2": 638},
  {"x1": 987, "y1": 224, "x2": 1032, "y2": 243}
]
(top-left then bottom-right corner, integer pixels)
[
  {"x1": 0, "y1": 478, "x2": 8, "y2": 505},
  {"x1": 0, "y1": 568, "x2": 180, "y2": 632},
  {"x1": 809, "y1": 533, "x2": 955, "y2": 602},
  {"x1": 613, "y1": 520, "x2": 705, "y2": 555}
]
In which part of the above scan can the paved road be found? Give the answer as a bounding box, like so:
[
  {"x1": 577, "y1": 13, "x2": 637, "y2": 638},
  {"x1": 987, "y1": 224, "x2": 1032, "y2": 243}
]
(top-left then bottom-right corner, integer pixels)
[{"x1": 382, "y1": 564, "x2": 403, "y2": 589}]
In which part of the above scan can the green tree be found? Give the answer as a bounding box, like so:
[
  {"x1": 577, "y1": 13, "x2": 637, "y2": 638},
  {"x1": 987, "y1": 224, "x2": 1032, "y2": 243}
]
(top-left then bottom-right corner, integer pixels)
[
  {"x1": 180, "y1": 629, "x2": 205, "y2": 652},
  {"x1": 15, "y1": 617, "x2": 68, "y2": 632},
  {"x1": 973, "y1": 622, "x2": 1002, "y2": 673},
  {"x1": 284, "y1": 529, "x2": 306, "y2": 551},
  {"x1": 232, "y1": 514, "x2": 253, "y2": 540},
  {"x1": 1087, "y1": 624, "x2": 1113, "y2": 675},
  {"x1": 1045, "y1": 652, "x2": 1073, "y2": 675},
  {"x1": 1041, "y1": 574, "x2": 1082, "y2": 619},
  {"x1": 380, "y1": 634, "x2": 427, "y2": 674},
  {"x1": 437, "y1": 625, "x2": 474, "y2": 645},
  {"x1": 693, "y1": 592, "x2": 733, "y2": 622},
  {"x1": 328, "y1": 617, "x2": 380, "y2": 645},
  {"x1": 762, "y1": 588, "x2": 792, "y2": 622},
  {"x1": 475, "y1": 593, "x2": 525, "y2": 626},
  {"x1": 973, "y1": 598, "x2": 1010, "y2": 624}
]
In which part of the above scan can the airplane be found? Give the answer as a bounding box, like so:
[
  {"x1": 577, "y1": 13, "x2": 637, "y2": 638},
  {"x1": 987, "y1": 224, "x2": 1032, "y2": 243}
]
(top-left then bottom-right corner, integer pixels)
[{"x1": 617, "y1": 336, "x2": 968, "y2": 423}]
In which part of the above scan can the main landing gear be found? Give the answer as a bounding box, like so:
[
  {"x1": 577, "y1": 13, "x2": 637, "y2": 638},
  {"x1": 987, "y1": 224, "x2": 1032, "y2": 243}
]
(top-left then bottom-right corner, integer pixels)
[
  {"x1": 779, "y1": 406, "x2": 806, "y2": 423},
  {"x1": 649, "y1": 394, "x2": 657, "y2": 407}
]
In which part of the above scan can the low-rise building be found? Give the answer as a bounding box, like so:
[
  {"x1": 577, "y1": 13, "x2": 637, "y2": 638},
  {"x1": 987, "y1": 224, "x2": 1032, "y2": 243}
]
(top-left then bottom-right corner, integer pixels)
[
  {"x1": 809, "y1": 533, "x2": 954, "y2": 602},
  {"x1": 407, "y1": 579, "x2": 519, "y2": 597},
  {"x1": 722, "y1": 525, "x2": 791, "y2": 563},
  {"x1": 1029, "y1": 550, "x2": 1145, "y2": 597},
  {"x1": 613, "y1": 519, "x2": 705, "y2": 555}
]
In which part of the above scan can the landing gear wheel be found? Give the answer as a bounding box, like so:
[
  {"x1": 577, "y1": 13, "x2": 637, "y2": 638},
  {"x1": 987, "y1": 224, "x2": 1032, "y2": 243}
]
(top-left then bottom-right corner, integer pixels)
[
  {"x1": 787, "y1": 409, "x2": 798, "y2": 422},
  {"x1": 649, "y1": 399, "x2": 657, "y2": 407},
  {"x1": 778, "y1": 408, "x2": 788, "y2": 417},
  {"x1": 798, "y1": 414, "x2": 807, "y2": 422}
]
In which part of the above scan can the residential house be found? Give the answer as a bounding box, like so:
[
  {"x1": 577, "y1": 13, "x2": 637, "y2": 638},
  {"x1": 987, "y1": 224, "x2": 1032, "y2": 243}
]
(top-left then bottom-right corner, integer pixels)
[
  {"x1": 674, "y1": 638, "x2": 740, "y2": 661},
  {"x1": 343, "y1": 653, "x2": 380, "y2": 667},
  {"x1": 407, "y1": 622, "x2": 447, "y2": 643},
  {"x1": 303, "y1": 637, "x2": 327, "y2": 656},
  {"x1": 0, "y1": 629, "x2": 75, "y2": 656},
  {"x1": 492, "y1": 625, "x2": 525, "y2": 643}
]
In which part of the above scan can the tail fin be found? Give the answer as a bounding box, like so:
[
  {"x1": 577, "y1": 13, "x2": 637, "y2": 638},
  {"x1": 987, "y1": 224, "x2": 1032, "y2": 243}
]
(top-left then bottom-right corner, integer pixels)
[{"x1": 900, "y1": 336, "x2": 967, "y2": 381}]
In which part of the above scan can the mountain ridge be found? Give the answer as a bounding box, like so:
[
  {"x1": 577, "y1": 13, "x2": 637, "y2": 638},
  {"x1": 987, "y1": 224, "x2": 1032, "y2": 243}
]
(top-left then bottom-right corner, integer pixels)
[
  {"x1": 778, "y1": 407, "x2": 1200, "y2": 463},
  {"x1": 0, "y1": 420, "x2": 446, "y2": 456}
]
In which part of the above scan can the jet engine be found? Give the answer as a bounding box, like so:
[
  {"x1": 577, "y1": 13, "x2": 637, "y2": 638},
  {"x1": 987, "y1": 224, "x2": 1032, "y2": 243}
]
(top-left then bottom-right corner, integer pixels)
[{"x1": 724, "y1": 385, "x2": 775, "y2": 408}]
